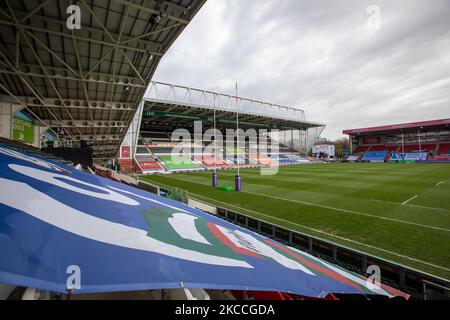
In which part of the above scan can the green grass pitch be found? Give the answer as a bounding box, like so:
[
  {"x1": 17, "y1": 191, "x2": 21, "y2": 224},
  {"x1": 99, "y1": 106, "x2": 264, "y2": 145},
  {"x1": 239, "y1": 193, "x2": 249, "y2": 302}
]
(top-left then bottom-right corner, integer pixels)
[{"x1": 139, "y1": 163, "x2": 450, "y2": 280}]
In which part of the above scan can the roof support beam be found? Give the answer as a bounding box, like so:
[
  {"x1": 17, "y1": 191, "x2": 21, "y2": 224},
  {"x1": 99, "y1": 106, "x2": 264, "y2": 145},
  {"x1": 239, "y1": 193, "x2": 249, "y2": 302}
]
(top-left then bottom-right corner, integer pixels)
[
  {"x1": 20, "y1": 0, "x2": 51, "y2": 23},
  {"x1": 26, "y1": 97, "x2": 135, "y2": 111},
  {"x1": 61, "y1": 134, "x2": 123, "y2": 141},
  {"x1": 80, "y1": 0, "x2": 147, "y2": 85},
  {"x1": 38, "y1": 120, "x2": 128, "y2": 128},
  {"x1": 106, "y1": 3, "x2": 131, "y2": 140},
  {"x1": 16, "y1": 24, "x2": 83, "y2": 136},
  {"x1": 0, "y1": 9, "x2": 163, "y2": 48},
  {"x1": 0, "y1": 20, "x2": 162, "y2": 56},
  {"x1": 0, "y1": 69, "x2": 146, "y2": 88},
  {"x1": 17, "y1": 63, "x2": 144, "y2": 86},
  {"x1": 70, "y1": 27, "x2": 98, "y2": 140},
  {"x1": 121, "y1": 22, "x2": 183, "y2": 45},
  {"x1": 111, "y1": 0, "x2": 189, "y2": 24}
]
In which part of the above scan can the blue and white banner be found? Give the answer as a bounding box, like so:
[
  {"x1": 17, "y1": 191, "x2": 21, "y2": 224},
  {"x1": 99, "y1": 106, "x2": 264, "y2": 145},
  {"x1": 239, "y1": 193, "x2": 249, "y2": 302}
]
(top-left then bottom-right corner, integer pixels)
[
  {"x1": 0, "y1": 147, "x2": 407, "y2": 298},
  {"x1": 391, "y1": 152, "x2": 427, "y2": 161}
]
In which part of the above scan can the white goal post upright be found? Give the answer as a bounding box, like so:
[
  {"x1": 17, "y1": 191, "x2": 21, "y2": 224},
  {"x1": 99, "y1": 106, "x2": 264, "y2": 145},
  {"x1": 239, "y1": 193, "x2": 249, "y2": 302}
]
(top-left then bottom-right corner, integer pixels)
[
  {"x1": 235, "y1": 82, "x2": 242, "y2": 192},
  {"x1": 212, "y1": 93, "x2": 218, "y2": 187}
]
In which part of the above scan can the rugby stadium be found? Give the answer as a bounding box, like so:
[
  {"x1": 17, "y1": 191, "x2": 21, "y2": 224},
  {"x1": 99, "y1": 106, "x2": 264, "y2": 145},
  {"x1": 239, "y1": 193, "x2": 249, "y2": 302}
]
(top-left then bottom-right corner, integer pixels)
[{"x1": 0, "y1": 0, "x2": 449, "y2": 303}]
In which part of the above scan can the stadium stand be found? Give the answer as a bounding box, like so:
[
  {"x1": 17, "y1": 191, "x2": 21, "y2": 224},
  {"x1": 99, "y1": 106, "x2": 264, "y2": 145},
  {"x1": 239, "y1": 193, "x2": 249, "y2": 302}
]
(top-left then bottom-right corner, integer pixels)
[
  {"x1": 353, "y1": 146, "x2": 371, "y2": 153},
  {"x1": 141, "y1": 132, "x2": 171, "y2": 142},
  {"x1": 148, "y1": 146, "x2": 176, "y2": 155},
  {"x1": 369, "y1": 145, "x2": 388, "y2": 151},
  {"x1": 194, "y1": 154, "x2": 231, "y2": 169},
  {"x1": 278, "y1": 154, "x2": 311, "y2": 163},
  {"x1": 249, "y1": 154, "x2": 276, "y2": 166},
  {"x1": 401, "y1": 144, "x2": 436, "y2": 153},
  {"x1": 135, "y1": 134, "x2": 320, "y2": 173},
  {"x1": 344, "y1": 119, "x2": 450, "y2": 162},
  {"x1": 135, "y1": 156, "x2": 164, "y2": 173},
  {"x1": 271, "y1": 154, "x2": 300, "y2": 165},
  {"x1": 118, "y1": 82, "x2": 326, "y2": 174},
  {"x1": 434, "y1": 143, "x2": 450, "y2": 161},
  {"x1": 0, "y1": 137, "x2": 73, "y2": 166},
  {"x1": 136, "y1": 146, "x2": 152, "y2": 155},
  {"x1": 385, "y1": 145, "x2": 400, "y2": 152}
]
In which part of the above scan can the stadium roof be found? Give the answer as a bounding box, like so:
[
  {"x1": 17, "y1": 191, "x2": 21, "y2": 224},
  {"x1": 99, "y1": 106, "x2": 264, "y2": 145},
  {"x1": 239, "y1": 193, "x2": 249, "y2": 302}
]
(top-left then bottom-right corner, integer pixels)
[
  {"x1": 343, "y1": 118, "x2": 450, "y2": 135},
  {"x1": 0, "y1": 0, "x2": 206, "y2": 159},
  {"x1": 141, "y1": 82, "x2": 325, "y2": 132}
]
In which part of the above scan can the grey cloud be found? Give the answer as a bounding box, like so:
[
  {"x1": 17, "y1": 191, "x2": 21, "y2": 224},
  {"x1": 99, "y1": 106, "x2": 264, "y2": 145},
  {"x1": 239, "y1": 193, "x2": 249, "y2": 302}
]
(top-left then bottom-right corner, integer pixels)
[{"x1": 154, "y1": 0, "x2": 450, "y2": 139}]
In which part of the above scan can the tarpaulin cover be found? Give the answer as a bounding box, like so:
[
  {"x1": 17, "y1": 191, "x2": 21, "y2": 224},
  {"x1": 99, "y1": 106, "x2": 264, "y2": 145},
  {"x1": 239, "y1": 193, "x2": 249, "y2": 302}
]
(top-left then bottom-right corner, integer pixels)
[{"x1": 0, "y1": 146, "x2": 407, "y2": 298}]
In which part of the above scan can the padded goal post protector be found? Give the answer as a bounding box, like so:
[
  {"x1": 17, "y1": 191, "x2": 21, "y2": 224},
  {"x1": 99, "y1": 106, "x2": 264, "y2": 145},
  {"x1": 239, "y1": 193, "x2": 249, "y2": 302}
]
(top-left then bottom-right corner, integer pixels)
[
  {"x1": 212, "y1": 172, "x2": 218, "y2": 187},
  {"x1": 217, "y1": 186, "x2": 233, "y2": 191},
  {"x1": 0, "y1": 146, "x2": 409, "y2": 299},
  {"x1": 235, "y1": 174, "x2": 242, "y2": 192}
]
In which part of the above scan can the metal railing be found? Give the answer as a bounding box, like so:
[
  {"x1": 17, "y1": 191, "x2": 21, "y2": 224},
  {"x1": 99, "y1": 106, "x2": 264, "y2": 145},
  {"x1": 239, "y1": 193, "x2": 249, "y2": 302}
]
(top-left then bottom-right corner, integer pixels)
[
  {"x1": 144, "y1": 81, "x2": 317, "y2": 124},
  {"x1": 202, "y1": 201, "x2": 449, "y2": 300}
]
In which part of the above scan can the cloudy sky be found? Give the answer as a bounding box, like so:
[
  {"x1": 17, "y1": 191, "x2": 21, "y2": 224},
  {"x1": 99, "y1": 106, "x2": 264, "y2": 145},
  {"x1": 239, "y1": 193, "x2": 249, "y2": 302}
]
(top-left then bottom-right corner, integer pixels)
[{"x1": 154, "y1": 0, "x2": 450, "y2": 139}]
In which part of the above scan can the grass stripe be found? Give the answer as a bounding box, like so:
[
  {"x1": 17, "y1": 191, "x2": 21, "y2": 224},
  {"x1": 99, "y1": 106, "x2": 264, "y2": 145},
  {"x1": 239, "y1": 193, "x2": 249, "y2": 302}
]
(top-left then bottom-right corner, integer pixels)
[
  {"x1": 158, "y1": 173, "x2": 449, "y2": 232},
  {"x1": 189, "y1": 192, "x2": 450, "y2": 275},
  {"x1": 140, "y1": 162, "x2": 450, "y2": 279}
]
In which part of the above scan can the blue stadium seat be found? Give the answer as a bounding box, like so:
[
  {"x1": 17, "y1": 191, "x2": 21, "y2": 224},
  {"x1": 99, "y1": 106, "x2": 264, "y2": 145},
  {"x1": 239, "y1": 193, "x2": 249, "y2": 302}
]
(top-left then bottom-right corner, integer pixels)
[{"x1": 362, "y1": 151, "x2": 388, "y2": 161}]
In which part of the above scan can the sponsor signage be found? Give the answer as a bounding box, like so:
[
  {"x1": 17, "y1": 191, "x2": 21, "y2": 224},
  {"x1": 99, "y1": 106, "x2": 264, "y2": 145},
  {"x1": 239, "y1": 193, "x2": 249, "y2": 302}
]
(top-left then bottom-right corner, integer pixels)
[
  {"x1": 312, "y1": 145, "x2": 335, "y2": 157},
  {"x1": 12, "y1": 117, "x2": 34, "y2": 144},
  {"x1": 120, "y1": 146, "x2": 131, "y2": 159}
]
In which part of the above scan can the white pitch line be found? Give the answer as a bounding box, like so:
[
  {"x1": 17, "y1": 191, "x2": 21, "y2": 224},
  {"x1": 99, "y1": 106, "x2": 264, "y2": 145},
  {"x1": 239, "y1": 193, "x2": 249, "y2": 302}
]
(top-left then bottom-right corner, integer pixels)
[
  {"x1": 436, "y1": 180, "x2": 445, "y2": 186},
  {"x1": 204, "y1": 174, "x2": 450, "y2": 213},
  {"x1": 369, "y1": 198, "x2": 450, "y2": 213},
  {"x1": 402, "y1": 195, "x2": 418, "y2": 206},
  {"x1": 164, "y1": 176, "x2": 450, "y2": 232},
  {"x1": 251, "y1": 192, "x2": 450, "y2": 232},
  {"x1": 190, "y1": 192, "x2": 450, "y2": 274}
]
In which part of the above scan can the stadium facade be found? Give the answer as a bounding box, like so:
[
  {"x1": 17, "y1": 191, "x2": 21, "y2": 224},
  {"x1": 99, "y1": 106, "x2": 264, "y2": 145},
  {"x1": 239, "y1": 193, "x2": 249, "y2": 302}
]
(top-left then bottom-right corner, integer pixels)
[{"x1": 344, "y1": 119, "x2": 450, "y2": 162}]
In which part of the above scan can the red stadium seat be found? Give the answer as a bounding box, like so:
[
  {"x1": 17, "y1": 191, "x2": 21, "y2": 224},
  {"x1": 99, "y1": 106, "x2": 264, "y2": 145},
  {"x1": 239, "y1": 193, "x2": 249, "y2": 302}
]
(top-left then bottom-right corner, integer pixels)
[
  {"x1": 434, "y1": 143, "x2": 450, "y2": 160},
  {"x1": 369, "y1": 145, "x2": 386, "y2": 151},
  {"x1": 401, "y1": 144, "x2": 436, "y2": 153},
  {"x1": 437, "y1": 143, "x2": 450, "y2": 154},
  {"x1": 230, "y1": 290, "x2": 294, "y2": 300},
  {"x1": 353, "y1": 146, "x2": 370, "y2": 153}
]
